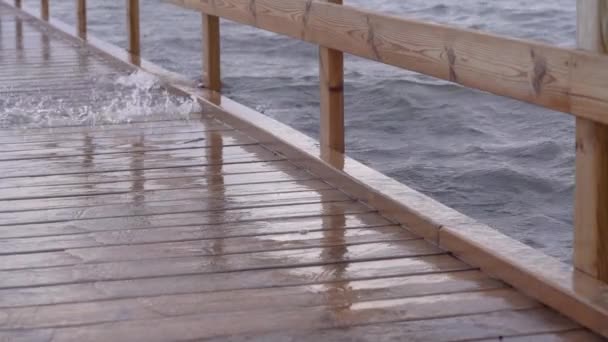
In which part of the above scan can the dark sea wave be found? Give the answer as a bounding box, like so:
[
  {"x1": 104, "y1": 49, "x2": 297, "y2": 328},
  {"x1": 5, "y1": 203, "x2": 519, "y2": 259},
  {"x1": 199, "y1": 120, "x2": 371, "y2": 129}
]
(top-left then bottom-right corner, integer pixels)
[{"x1": 24, "y1": 0, "x2": 577, "y2": 261}]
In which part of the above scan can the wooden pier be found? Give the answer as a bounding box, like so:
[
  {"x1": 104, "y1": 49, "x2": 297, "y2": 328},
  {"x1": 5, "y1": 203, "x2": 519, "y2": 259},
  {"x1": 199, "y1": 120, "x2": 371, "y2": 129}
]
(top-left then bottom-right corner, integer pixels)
[{"x1": 1, "y1": 1, "x2": 608, "y2": 341}]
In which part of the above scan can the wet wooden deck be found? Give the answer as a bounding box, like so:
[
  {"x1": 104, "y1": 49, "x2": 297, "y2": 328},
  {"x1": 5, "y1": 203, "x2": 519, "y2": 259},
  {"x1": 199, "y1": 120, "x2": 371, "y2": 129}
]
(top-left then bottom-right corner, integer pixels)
[{"x1": 0, "y1": 3, "x2": 604, "y2": 342}]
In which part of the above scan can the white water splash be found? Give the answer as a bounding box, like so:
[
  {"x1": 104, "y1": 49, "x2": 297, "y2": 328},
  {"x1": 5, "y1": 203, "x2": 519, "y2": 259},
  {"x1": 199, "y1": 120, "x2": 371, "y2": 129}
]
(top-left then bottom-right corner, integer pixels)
[{"x1": 0, "y1": 71, "x2": 201, "y2": 129}]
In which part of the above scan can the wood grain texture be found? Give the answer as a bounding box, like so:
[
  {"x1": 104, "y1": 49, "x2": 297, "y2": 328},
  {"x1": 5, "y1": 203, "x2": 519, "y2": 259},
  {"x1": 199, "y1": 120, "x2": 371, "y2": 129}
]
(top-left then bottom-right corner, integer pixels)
[
  {"x1": 0, "y1": 256, "x2": 473, "y2": 308},
  {"x1": 170, "y1": 0, "x2": 608, "y2": 125},
  {"x1": 203, "y1": 309, "x2": 579, "y2": 342},
  {"x1": 202, "y1": 14, "x2": 221, "y2": 91},
  {"x1": 0, "y1": 227, "x2": 415, "y2": 270},
  {"x1": 0, "y1": 162, "x2": 300, "y2": 190},
  {"x1": 319, "y1": 0, "x2": 344, "y2": 153},
  {"x1": 574, "y1": 0, "x2": 608, "y2": 281},
  {"x1": 0, "y1": 272, "x2": 505, "y2": 330},
  {"x1": 477, "y1": 330, "x2": 605, "y2": 342},
  {"x1": 0, "y1": 289, "x2": 538, "y2": 341},
  {"x1": 0, "y1": 217, "x2": 397, "y2": 254},
  {"x1": 0, "y1": 4, "x2": 601, "y2": 340},
  {"x1": 0, "y1": 189, "x2": 350, "y2": 227}
]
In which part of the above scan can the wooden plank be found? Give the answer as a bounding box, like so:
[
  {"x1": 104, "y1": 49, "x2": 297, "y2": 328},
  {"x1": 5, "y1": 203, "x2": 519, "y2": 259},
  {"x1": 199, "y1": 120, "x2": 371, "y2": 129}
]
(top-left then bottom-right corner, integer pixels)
[
  {"x1": 0, "y1": 123, "x2": 202, "y2": 147},
  {"x1": 0, "y1": 126, "x2": 232, "y2": 147},
  {"x1": 0, "y1": 133, "x2": 255, "y2": 162},
  {"x1": 0, "y1": 56, "x2": 100, "y2": 67},
  {"x1": 126, "y1": 0, "x2": 141, "y2": 57},
  {"x1": 0, "y1": 132, "x2": 252, "y2": 159},
  {"x1": 0, "y1": 240, "x2": 443, "y2": 288},
  {"x1": 0, "y1": 69, "x2": 114, "y2": 87},
  {"x1": 0, "y1": 86, "x2": 99, "y2": 94},
  {"x1": 0, "y1": 76, "x2": 112, "y2": 86},
  {"x1": 319, "y1": 0, "x2": 344, "y2": 153},
  {"x1": 0, "y1": 178, "x2": 332, "y2": 211},
  {"x1": 0, "y1": 114, "x2": 208, "y2": 135},
  {"x1": 203, "y1": 308, "x2": 579, "y2": 342},
  {"x1": 0, "y1": 119, "x2": 226, "y2": 138},
  {"x1": 0, "y1": 57, "x2": 95, "y2": 65},
  {"x1": 0, "y1": 73, "x2": 114, "y2": 85},
  {"x1": 0, "y1": 271, "x2": 505, "y2": 330},
  {"x1": 440, "y1": 216, "x2": 608, "y2": 339},
  {"x1": 0, "y1": 61, "x2": 115, "y2": 71},
  {"x1": 0, "y1": 67, "x2": 116, "y2": 78},
  {"x1": 0, "y1": 45, "x2": 90, "y2": 55},
  {"x1": 0, "y1": 225, "x2": 414, "y2": 270},
  {"x1": 0, "y1": 289, "x2": 537, "y2": 341},
  {"x1": 0, "y1": 176, "x2": 321, "y2": 213},
  {"x1": 0, "y1": 201, "x2": 372, "y2": 239},
  {"x1": 0, "y1": 49, "x2": 85, "y2": 64},
  {"x1": 0, "y1": 161, "x2": 300, "y2": 189},
  {"x1": 0, "y1": 213, "x2": 391, "y2": 253},
  {"x1": 0, "y1": 62, "x2": 115, "y2": 72},
  {"x1": 0, "y1": 147, "x2": 280, "y2": 179},
  {"x1": 201, "y1": 14, "x2": 221, "y2": 91},
  {"x1": 574, "y1": 0, "x2": 608, "y2": 282},
  {"x1": 0, "y1": 256, "x2": 472, "y2": 307},
  {"x1": 1, "y1": 82, "x2": 116, "y2": 93},
  {"x1": 475, "y1": 330, "x2": 604, "y2": 342},
  {"x1": 0, "y1": 189, "x2": 349, "y2": 227},
  {"x1": 0, "y1": 145, "x2": 282, "y2": 179},
  {"x1": 0, "y1": 124, "x2": 230, "y2": 144},
  {"x1": 170, "y1": 0, "x2": 608, "y2": 125},
  {"x1": 0, "y1": 113, "x2": 206, "y2": 132},
  {"x1": 77, "y1": 0, "x2": 86, "y2": 39},
  {"x1": 0, "y1": 65, "x2": 106, "y2": 75},
  {"x1": 0, "y1": 86, "x2": 103, "y2": 95}
]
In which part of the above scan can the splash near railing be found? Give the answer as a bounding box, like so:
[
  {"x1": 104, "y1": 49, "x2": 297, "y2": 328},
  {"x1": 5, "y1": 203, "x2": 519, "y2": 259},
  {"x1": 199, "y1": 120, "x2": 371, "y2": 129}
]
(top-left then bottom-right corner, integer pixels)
[{"x1": 0, "y1": 71, "x2": 201, "y2": 129}]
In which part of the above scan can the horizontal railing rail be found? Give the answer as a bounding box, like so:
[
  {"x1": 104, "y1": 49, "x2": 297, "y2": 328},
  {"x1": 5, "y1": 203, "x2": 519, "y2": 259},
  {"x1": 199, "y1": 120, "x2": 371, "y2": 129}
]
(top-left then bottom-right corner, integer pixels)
[
  {"x1": 10, "y1": 0, "x2": 608, "y2": 284},
  {"x1": 170, "y1": 0, "x2": 608, "y2": 126},
  {"x1": 168, "y1": 0, "x2": 608, "y2": 285}
]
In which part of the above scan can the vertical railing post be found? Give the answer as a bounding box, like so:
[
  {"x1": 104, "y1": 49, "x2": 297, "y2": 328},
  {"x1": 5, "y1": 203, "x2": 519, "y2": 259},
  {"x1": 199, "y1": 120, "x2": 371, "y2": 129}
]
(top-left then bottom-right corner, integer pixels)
[
  {"x1": 41, "y1": 0, "x2": 49, "y2": 20},
  {"x1": 15, "y1": 0, "x2": 21, "y2": 8},
  {"x1": 126, "y1": 0, "x2": 140, "y2": 57},
  {"x1": 575, "y1": 0, "x2": 608, "y2": 282},
  {"x1": 201, "y1": 14, "x2": 221, "y2": 91},
  {"x1": 319, "y1": 0, "x2": 345, "y2": 154},
  {"x1": 77, "y1": 0, "x2": 87, "y2": 39}
]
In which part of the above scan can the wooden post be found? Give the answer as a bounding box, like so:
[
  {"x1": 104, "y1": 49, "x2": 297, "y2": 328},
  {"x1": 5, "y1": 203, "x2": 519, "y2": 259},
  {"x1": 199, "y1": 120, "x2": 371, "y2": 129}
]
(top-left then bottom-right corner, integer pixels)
[
  {"x1": 201, "y1": 14, "x2": 221, "y2": 91},
  {"x1": 319, "y1": 0, "x2": 345, "y2": 154},
  {"x1": 41, "y1": 0, "x2": 50, "y2": 21},
  {"x1": 15, "y1": 0, "x2": 21, "y2": 8},
  {"x1": 126, "y1": 0, "x2": 141, "y2": 57},
  {"x1": 77, "y1": 0, "x2": 87, "y2": 39},
  {"x1": 575, "y1": 0, "x2": 608, "y2": 282},
  {"x1": 15, "y1": 17, "x2": 23, "y2": 51}
]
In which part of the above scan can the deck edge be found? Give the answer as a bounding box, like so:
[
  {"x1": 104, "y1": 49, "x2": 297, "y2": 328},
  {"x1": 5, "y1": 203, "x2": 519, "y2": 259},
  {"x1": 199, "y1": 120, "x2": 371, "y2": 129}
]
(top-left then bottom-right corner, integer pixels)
[
  {"x1": 4, "y1": 1, "x2": 608, "y2": 338},
  {"x1": 188, "y1": 91, "x2": 608, "y2": 338}
]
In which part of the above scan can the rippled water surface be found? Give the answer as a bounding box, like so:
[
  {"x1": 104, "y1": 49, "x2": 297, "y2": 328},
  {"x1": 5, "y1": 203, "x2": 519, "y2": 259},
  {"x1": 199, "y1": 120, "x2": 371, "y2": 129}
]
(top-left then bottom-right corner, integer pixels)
[{"x1": 19, "y1": 0, "x2": 577, "y2": 261}]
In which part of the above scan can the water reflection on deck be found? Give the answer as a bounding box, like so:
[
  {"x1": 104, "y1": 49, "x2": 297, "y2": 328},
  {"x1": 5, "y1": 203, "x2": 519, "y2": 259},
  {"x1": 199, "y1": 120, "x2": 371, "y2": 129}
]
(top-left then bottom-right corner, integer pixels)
[{"x1": 0, "y1": 3, "x2": 601, "y2": 341}]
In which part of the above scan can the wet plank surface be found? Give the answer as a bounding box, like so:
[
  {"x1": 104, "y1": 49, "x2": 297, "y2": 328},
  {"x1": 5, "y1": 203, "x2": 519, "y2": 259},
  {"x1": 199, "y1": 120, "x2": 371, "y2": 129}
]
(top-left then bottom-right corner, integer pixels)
[{"x1": 0, "y1": 3, "x2": 601, "y2": 342}]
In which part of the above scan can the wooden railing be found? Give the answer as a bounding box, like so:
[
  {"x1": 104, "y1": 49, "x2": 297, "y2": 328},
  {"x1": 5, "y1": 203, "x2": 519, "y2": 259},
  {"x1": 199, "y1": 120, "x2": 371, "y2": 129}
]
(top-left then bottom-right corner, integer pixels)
[
  {"x1": 171, "y1": 0, "x2": 608, "y2": 283},
  {"x1": 18, "y1": 0, "x2": 608, "y2": 282},
  {"x1": 29, "y1": 0, "x2": 141, "y2": 56}
]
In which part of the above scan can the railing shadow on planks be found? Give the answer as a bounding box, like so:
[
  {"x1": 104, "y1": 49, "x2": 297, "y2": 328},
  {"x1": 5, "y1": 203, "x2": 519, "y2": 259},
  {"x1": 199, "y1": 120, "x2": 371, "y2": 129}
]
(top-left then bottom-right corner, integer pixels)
[{"x1": 10, "y1": 0, "x2": 608, "y2": 336}]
